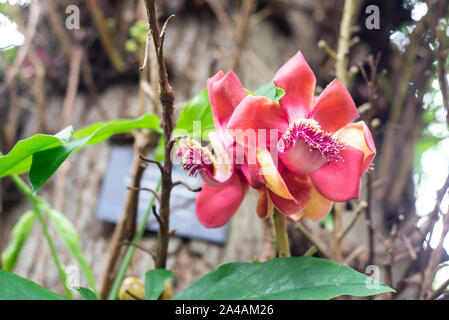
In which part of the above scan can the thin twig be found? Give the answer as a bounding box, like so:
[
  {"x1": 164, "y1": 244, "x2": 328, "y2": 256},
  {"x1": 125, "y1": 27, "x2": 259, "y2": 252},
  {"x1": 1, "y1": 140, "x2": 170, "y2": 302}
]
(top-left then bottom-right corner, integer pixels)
[
  {"x1": 172, "y1": 181, "x2": 202, "y2": 192},
  {"x1": 427, "y1": 277, "x2": 449, "y2": 300},
  {"x1": 231, "y1": 0, "x2": 255, "y2": 73},
  {"x1": 86, "y1": 0, "x2": 125, "y2": 72},
  {"x1": 127, "y1": 186, "x2": 161, "y2": 203},
  {"x1": 119, "y1": 241, "x2": 156, "y2": 259},
  {"x1": 296, "y1": 223, "x2": 330, "y2": 259},
  {"x1": 100, "y1": 131, "x2": 153, "y2": 298},
  {"x1": 336, "y1": 0, "x2": 360, "y2": 88},
  {"x1": 303, "y1": 246, "x2": 317, "y2": 257},
  {"x1": 385, "y1": 224, "x2": 398, "y2": 290},
  {"x1": 318, "y1": 40, "x2": 337, "y2": 60},
  {"x1": 140, "y1": 155, "x2": 163, "y2": 172},
  {"x1": 338, "y1": 201, "x2": 368, "y2": 244},
  {"x1": 152, "y1": 204, "x2": 162, "y2": 225},
  {"x1": 139, "y1": 33, "x2": 151, "y2": 71},
  {"x1": 435, "y1": 23, "x2": 449, "y2": 125}
]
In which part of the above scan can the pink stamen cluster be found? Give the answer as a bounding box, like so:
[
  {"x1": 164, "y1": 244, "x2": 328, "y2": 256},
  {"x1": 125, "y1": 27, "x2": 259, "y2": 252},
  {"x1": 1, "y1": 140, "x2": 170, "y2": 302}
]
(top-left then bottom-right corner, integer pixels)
[
  {"x1": 279, "y1": 120, "x2": 345, "y2": 162},
  {"x1": 177, "y1": 139, "x2": 216, "y2": 177}
]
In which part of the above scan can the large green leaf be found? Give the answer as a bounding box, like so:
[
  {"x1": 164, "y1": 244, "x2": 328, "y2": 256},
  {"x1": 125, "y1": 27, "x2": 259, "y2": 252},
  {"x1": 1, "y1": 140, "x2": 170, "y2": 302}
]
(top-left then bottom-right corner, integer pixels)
[
  {"x1": 174, "y1": 88, "x2": 215, "y2": 138},
  {"x1": 43, "y1": 208, "x2": 97, "y2": 296},
  {"x1": 0, "y1": 134, "x2": 65, "y2": 178},
  {"x1": 29, "y1": 137, "x2": 89, "y2": 193},
  {"x1": 155, "y1": 89, "x2": 215, "y2": 161},
  {"x1": 72, "y1": 114, "x2": 161, "y2": 145},
  {"x1": 1, "y1": 211, "x2": 37, "y2": 271},
  {"x1": 173, "y1": 257, "x2": 394, "y2": 300},
  {"x1": 28, "y1": 114, "x2": 160, "y2": 192},
  {"x1": 145, "y1": 269, "x2": 175, "y2": 300},
  {"x1": 0, "y1": 270, "x2": 65, "y2": 300}
]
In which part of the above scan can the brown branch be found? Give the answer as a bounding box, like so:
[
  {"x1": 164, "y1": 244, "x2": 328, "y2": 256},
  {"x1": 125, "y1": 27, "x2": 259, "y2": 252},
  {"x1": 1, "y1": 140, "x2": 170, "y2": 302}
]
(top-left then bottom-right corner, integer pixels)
[
  {"x1": 427, "y1": 277, "x2": 449, "y2": 300},
  {"x1": 335, "y1": 0, "x2": 361, "y2": 88},
  {"x1": 337, "y1": 201, "x2": 368, "y2": 244},
  {"x1": 46, "y1": 1, "x2": 108, "y2": 121},
  {"x1": 331, "y1": 202, "x2": 345, "y2": 263},
  {"x1": 231, "y1": 0, "x2": 255, "y2": 73},
  {"x1": 172, "y1": 181, "x2": 202, "y2": 192},
  {"x1": 436, "y1": 23, "x2": 449, "y2": 125},
  {"x1": 86, "y1": 0, "x2": 126, "y2": 72},
  {"x1": 205, "y1": 0, "x2": 273, "y2": 79},
  {"x1": 100, "y1": 131, "x2": 152, "y2": 298},
  {"x1": 60, "y1": 36, "x2": 83, "y2": 128},
  {"x1": 152, "y1": 204, "x2": 162, "y2": 226},
  {"x1": 385, "y1": 224, "x2": 398, "y2": 291},
  {"x1": 139, "y1": 155, "x2": 163, "y2": 172},
  {"x1": 0, "y1": 0, "x2": 40, "y2": 95},
  {"x1": 28, "y1": 47, "x2": 47, "y2": 133},
  {"x1": 295, "y1": 222, "x2": 330, "y2": 259},
  {"x1": 127, "y1": 186, "x2": 161, "y2": 203},
  {"x1": 144, "y1": 0, "x2": 176, "y2": 270},
  {"x1": 119, "y1": 241, "x2": 156, "y2": 259},
  {"x1": 421, "y1": 208, "x2": 449, "y2": 299}
]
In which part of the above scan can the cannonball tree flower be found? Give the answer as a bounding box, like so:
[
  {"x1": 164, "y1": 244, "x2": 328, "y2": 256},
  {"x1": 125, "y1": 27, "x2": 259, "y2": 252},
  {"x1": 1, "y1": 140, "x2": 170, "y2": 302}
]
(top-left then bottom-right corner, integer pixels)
[
  {"x1": 227, "y1": 50, "x2": 376, "y2": 222},
  {"x1": 177, "y1": 70, "x2": 270, "y2": 228}
]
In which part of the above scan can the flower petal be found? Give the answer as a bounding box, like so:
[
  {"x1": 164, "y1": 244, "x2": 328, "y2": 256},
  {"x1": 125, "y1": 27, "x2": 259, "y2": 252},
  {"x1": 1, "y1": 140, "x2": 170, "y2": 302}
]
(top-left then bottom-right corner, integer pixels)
[
  {"x1": 207, "y1": 70, "x2": 247, "y2": 134},
  {"x1": 195, "y1": 173, "x2": 247, "y2": 228},
  {"x1": 227, "y1": 95, "x2": 289, "y2": 150},
  {"x1": 301, "y1": 181, "x2": 333, "y2": 221},
  {"x1": 257, "y1": 148, "x2": 294, "y2": 200},
  {"x1": 257, "y1": 187, "x2": 274, "y2": 219},
  {"x1": 334, "y1": 121, "x2": 376, "y2": 174},
  {"x1": 285, "y1": 179, "x2": 333, "y2": 222},
  {"x1": 238, "y1": 150, "x2": 266, "y2": 189},
  {"x1": 278, "y1": 136, "x2": 327, "y2": 174},
  {"x1": 310, "y1": 79, "x2": 359, "y2": 133},
  {"x1": 268, "y1": 169, "x2": 311, "y2": 216},
  {"x1": 273, "y1": 50, "x2": 316, "y2": 121},
  {"x1": 309, "y1": 145, "x2": 364, "y2": 202}
]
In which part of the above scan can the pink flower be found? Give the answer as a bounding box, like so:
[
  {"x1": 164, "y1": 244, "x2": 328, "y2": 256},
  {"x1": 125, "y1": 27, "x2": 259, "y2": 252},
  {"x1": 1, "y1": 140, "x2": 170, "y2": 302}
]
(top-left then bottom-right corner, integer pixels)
[
  {"x1": 227, "y1": 50, "x2": 376, "y2": 222},
  {"x1": 177, "y1": 71, "x2": 251, "y2": 228}
]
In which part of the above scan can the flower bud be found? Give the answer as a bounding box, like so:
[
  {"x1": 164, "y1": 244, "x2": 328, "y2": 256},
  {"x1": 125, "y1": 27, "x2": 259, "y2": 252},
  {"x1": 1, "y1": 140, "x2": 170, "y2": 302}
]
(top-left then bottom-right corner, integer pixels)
[{"x1": 118, "y1": 277, "x2": 145, "y2": 300}]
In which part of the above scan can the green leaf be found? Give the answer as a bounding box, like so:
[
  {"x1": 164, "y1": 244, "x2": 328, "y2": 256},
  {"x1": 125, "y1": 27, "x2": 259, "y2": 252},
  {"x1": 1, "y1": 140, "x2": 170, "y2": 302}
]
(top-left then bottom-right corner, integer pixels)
[
  {"x1": 145, "y1": 269, "x2": 175, "y2": 300},
  {"x1": 153, "y1": 137, "x2": 165, "y2": 162},
  {"x1": 74, "y1": 287, "x2": 98, "y2": 300},
  {"x1": 174, "y1": 88, "x2": 215, "y2": 139},
  {"x1": 43, "y1": 208, "x2": 98, "y2": 296},
  {"x1": 29, "y1": 114, "x2": 161, "y2": 192},
  {"x1": 73, "y1": 114, "x2": 161, "y2": 145},
  {"x1": 254, "y1": 81, "x2": 285, "y2": 102},
  {"x1": 1, "y1": 211, "x2": 37, "y2": 271},
  {"x1": 173, "y1": 257, "x2": 394, "y2": 300},
  {"x1": 157, "y1": 89, "x2": 215, "y2": 162},
  {"x1": 0, "y1": 270, "x2": 65, "y2": 300},
  {"x1": 0, "y1": 135, "x2": 64, "y2": 178},
  {"x1": 30, "y1": 137, "x2": 89, "y2": 193},
  {"x1": 54, "y1": 125, "x2": 74, "y2": 143}
]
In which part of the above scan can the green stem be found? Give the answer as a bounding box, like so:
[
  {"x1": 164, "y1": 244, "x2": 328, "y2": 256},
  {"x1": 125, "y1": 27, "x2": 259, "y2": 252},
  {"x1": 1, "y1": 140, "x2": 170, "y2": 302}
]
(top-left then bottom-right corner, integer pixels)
[
  {"x1": 107, "y1": 177, "x2": 162, "y2": 300},
  {"x1": 10, "y1": 174, "x2": 73, "y2": 299},
  {"x1": 273, "y1": 208, "x2": 291, "y2": 258},
  {"x1": 34, "y1": 207, "x2": 73, "y2": 299}
]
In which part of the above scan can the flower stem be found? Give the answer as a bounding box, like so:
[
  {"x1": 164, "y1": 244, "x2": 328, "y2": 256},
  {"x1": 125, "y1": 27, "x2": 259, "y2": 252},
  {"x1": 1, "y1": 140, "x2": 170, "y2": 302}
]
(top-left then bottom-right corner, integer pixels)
[{"x1": 273, "y1": 208, "x2": 291, "y2": 258}]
